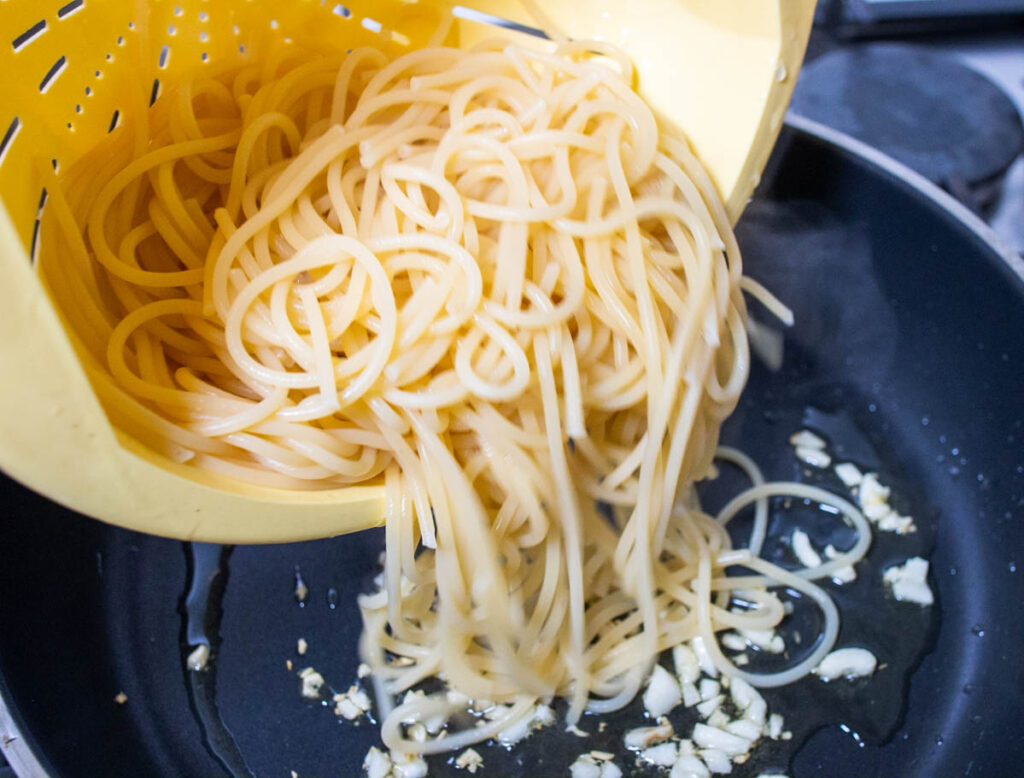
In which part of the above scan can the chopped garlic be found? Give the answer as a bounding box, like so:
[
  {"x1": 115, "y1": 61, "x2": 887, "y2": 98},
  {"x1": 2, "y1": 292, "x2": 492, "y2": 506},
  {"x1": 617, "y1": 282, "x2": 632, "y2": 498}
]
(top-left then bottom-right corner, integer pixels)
[
  {"x1": 858, "y1": 473, "x2": 890, "y2": 507},
  {"x1": 789, "y1": 430, "x2": 826, "y2": 450},
  {"x1": 728, "y1": 677, "x2": 762, "y2": 714},
  {"x1": 454, "y1": 748, "x2": 483, "y2": 774},
  {"x1": 333, "y1": 697, "x2": 362, "y2": 719},
  {"x1": 425, "y1": 712, "x2": 447, "y2": 735},
  {"x1": 407, "y1": 723, "x2": 427, "y2": 743},
  {"x1": 863, "y1": 503, "x2": 891, "y2": 521},
  {"x1": 832, "y1": 567, "x2": 858, "y2": 584},
  {"x1": 644, "y1": 664, "x2": 682, "y2": 717},
  {"x1": 114, "y1": 691, "x2": 128, "y2": 705},
  {"x1": 834, "y1": 462, "x2": 863, "y2": 487},
  {"x1": 599, "y1": 763, "x2": 623, "y2": 778},
  {"x1": 738, "y1": 629, "x2": 785, "y2": 654},
  {"x1": 533, "y1": 704, "x2": 555, "y2": 727},
  {"x1": 498, "y1": 702, "x2": 555, "y2": 747},
  {"x1": 363, "y1": 747, "x2": 391, "y2": 778},
  {"x1": 706, "y1": 709, "x2": 730, "y2": 729},
  {"x1": 298, "y1": 667, "x2": 325, "y2": 699},
  {"x1": 824, "y1": 545, "x2": 857, "y2": 583},
  {"x1": 796, "y1": 447, "x2": 831, "y2": 468},
  {"x1": 186, "y1": 643, "x2": 210, "y2": 672},
  {"x1": 884, "y1": 557, "x2": 934, "y2": 605},
  {"x1": 694, "y1": 723, "x2": 751, "y2": 757},
  {"x1": 333, "y1": 685, "x2": 371, "y2": 719},
  {"x1": 497, "y1": 716, "x2": 532, "y2": 746},
  {"x1": 570, "y1": 757, "x2": 623, "y2": 778},
  {"x1": 814, "y1": 647, "x2": 878, "y2": 681},
  {"x1": 699, "y1": 679, "x2": 720, "y2": 701},
  {"x1": 297, "y1": 638, "x2": 308, "y2": 656},
  {"x1": 392, "y1": 751, "x2": 428, "y2": 778},
  {"x1": 791, "y1": 529, "x2": 822, "y2": 568},
  {"x1": 625, "y1": 719, "x2": 674, "y2": 749},
  {"x1": 673, "y1": 643, "x2": 701, "y2": 684},
  {"x1": 569, "y1": 754, "x2": 602, "y2": 778},
  {"x1": 671, "y1": 754, "x2": 712, "y2": 778},
  {"x1": 294, "y1": 576, "x2": 308, "y2": 604},
  {"x1": 766, "y1": 713, "x2": 784, "y2": 740},
  {"x1": 725, "y1": 719, "x2": 762, "y2": 742},
  {"x1": 699, "y1": 748, "x2": 733, "y2": 774},
  {"x1": 720, "y1": 632, "x2": 746, "y2": 653},
  {"x1": 641, "y1": 742, "x2": 679, "y2": 766},
  {"x1": 877, "y1": 511, "x2": 916, "y2": 534},
  {"x1": 744, "y1": 696, "x2": 767, "y2": 728},
  {"x1": 682, "y1": 681, "x2": 701, "y2": 707},
  {"x1": 696, "y1": 694, "x2": 724, "y2": 719}
]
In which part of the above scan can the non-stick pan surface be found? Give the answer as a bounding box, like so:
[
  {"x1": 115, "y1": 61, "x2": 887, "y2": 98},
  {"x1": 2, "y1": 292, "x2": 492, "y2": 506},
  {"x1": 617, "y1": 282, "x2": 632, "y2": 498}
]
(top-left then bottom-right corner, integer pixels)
[{"x1": 2, "y1": 119, "x2": 1022, "y2": 778}]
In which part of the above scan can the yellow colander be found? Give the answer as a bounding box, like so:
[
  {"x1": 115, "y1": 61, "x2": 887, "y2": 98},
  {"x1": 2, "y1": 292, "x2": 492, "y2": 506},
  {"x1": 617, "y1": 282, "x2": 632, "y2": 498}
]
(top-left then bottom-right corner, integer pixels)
[{"x1": 0, "y1": 0, "x2": 814, "y2": 543}]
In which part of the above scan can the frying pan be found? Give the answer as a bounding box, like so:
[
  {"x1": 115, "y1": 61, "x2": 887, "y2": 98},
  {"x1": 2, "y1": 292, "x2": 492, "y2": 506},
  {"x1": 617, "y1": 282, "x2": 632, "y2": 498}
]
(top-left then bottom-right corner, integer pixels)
[{"x1": 1, "y1": 117, "x2": 1022, "y2": 777}]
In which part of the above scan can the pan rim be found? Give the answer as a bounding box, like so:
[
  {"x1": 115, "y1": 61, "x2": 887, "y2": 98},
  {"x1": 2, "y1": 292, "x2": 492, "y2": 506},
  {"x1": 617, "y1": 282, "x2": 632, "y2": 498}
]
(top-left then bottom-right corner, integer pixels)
[
  {"x1": 0, "y1": 674, "x2": 49, "y2": 777},
  {"x1": 784, "y1": 111, "x2": 1024, "y2": 286}
]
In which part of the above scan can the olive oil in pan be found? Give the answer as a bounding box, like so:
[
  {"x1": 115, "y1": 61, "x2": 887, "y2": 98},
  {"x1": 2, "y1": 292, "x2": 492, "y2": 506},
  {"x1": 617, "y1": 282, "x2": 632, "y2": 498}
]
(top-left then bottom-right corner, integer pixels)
[{"x1": 180, "y1": 543, "x2": 254, "y2": 778}]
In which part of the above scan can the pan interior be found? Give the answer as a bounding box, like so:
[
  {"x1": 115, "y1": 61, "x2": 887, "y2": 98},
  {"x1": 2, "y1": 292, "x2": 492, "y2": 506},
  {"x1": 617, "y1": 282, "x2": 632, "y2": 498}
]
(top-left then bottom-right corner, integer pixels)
[{"x1": 1, "y1": 126, "x2": 1022, "y2": 778}]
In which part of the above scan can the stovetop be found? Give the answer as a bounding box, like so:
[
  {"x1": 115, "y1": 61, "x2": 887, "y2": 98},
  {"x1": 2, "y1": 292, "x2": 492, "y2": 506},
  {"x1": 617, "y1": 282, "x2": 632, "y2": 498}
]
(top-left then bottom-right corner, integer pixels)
[{"x1": 794, "y1": 28, "x2": 1024, "y2": 255}]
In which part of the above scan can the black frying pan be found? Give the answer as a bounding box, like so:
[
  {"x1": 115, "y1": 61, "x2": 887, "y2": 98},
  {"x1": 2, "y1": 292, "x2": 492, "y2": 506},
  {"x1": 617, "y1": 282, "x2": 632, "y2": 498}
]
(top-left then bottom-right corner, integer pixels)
[{"x1": 2, "y1": 119, "x2": 1022, "y2": 778}]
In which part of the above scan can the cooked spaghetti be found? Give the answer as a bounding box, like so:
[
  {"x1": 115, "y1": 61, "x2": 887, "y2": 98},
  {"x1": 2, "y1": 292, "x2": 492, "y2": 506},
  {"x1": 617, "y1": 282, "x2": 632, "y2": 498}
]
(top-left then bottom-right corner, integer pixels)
[{"x1": 38, "y1": 33, "x2": 870, "y2": 755}]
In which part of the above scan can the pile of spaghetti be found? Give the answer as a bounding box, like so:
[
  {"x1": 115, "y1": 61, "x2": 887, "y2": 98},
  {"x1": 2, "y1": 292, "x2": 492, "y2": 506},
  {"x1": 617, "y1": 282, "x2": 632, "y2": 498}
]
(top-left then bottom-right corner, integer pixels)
[{"x1": 40, "y1": 34, "x2": 869, "y2": 754}]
